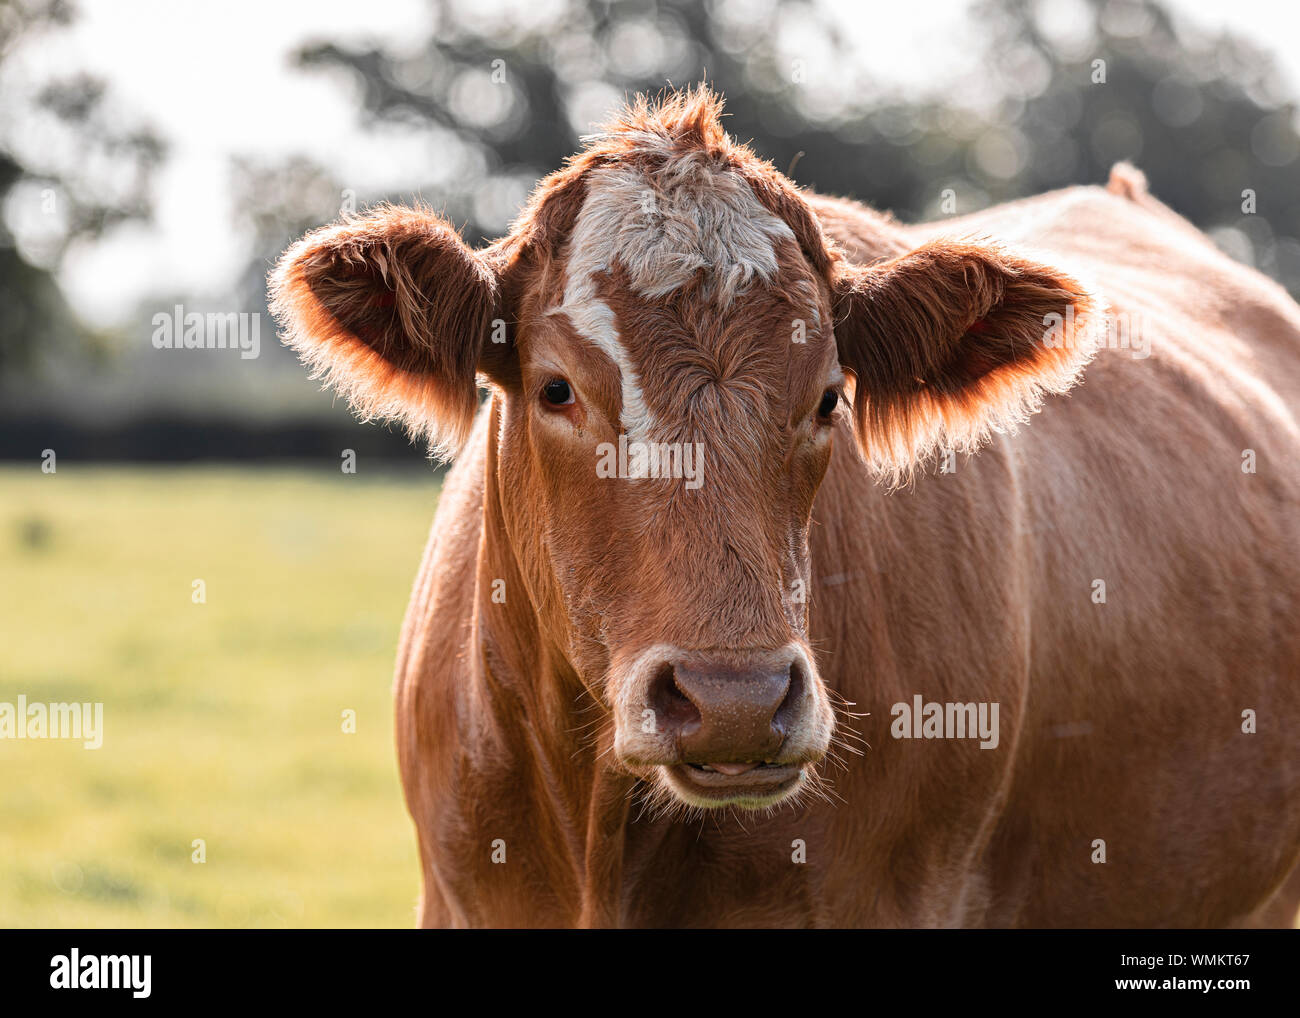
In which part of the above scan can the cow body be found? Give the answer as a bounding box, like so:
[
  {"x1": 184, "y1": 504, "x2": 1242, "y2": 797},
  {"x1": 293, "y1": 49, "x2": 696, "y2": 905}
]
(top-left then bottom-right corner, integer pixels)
[
  {"x1": 269, "y1": 90, "x2": 1300, "y2": 927},
  {"x1": 392, "y1": 175, "x2": 1300, "y2": 928}
]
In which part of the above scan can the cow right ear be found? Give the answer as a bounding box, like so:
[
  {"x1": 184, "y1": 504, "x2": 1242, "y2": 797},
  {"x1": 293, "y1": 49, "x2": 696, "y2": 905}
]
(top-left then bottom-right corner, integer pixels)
[
  {"x1": 269, "y1": 205, "x2": 506, "y2": 459},
  {"x1": 831, "y1": 239, "x2": 1101, "y2": 483}
]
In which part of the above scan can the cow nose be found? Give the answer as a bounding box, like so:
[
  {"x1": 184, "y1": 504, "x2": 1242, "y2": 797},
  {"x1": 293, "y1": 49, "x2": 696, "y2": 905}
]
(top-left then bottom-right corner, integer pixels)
[{"x1": 650, "y1": 656, "x2": 797, "y2": 762}]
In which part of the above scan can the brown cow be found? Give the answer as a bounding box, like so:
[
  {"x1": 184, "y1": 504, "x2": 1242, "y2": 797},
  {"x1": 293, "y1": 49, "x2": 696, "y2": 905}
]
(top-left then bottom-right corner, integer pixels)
[{"x1": 270, "y1": 88, "x2": 1300, "y2": 928}]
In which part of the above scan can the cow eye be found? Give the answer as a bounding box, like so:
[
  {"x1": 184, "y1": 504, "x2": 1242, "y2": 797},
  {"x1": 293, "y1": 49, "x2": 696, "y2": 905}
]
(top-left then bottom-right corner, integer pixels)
[
  {"x1": 817, "y1": 388, "x2": 839, "y2": 419},
  {"x1": 541, "y1": 378, "x2": 575, "y2": 407}
]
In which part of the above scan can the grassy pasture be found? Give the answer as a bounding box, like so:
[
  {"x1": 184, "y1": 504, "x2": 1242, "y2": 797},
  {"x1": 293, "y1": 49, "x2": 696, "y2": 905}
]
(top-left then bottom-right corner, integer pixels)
[{"x1": 0, "y1": 465, "x2": 437, "y2": 927}]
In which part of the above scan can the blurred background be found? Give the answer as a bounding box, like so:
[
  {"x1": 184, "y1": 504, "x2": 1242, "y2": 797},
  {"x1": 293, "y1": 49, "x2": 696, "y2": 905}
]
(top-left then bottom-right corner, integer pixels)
[{"x1": 2, "y1": 0, "x2": 1298, "y2": 926}]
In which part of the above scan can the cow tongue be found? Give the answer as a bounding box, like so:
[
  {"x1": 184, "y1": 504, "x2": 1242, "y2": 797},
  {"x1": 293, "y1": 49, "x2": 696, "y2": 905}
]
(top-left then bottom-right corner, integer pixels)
[{"x1": 707, "y1": 762, "x2": 760, "y2": 776}]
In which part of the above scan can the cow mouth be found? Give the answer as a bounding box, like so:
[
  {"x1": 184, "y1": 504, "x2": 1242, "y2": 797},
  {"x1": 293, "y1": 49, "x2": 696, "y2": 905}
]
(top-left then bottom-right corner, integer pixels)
[{"x1": 663, "y1": 761, "x2": 805, "y2": 807}]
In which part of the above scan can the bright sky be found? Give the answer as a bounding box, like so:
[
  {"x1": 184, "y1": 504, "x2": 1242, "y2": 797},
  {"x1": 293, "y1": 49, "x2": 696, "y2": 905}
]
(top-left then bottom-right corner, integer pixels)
[{"x1": 5, "y1": 0, "x2": 1299, "y2": 326}]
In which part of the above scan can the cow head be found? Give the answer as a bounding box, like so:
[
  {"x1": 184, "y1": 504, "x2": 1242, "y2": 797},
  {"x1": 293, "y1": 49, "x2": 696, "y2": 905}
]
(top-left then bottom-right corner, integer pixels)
[{"x1": 270, "y1": 88, "x2": 1099, "y2": 812}]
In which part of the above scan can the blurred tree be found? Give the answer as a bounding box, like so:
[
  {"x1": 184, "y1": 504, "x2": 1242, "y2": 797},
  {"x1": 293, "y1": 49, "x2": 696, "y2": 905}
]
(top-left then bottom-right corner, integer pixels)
[
  {"x1": 0, "y1": 0, "x2": 163, "y2": 376},
  {"x1": 978, "y1": 0, "x2": 1300, "y2": 291},
  {"x1": 242, "y1": 0, "x2": 1300, "y2": 305}
]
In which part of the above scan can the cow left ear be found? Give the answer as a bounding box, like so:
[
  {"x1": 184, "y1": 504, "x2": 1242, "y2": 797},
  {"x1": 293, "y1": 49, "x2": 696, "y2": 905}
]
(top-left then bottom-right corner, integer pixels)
[
  {"x1": 831, "y1": 239, "x2": 1102, "y2": 481},
  {"x1": 269, "y1": 206, "x2": 508, "y2": 461}
]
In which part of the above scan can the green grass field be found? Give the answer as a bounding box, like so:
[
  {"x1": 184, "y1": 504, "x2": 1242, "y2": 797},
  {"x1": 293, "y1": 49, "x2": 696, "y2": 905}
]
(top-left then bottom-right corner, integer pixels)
[{"x1": 0, "y1": 465, "x2": 440, "y2": 927}]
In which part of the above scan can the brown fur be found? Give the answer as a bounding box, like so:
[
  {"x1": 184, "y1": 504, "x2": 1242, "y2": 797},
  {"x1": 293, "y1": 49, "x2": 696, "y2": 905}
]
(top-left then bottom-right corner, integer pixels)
[{"x1": 271, "y1": 88, "x2": 1300, "y2": 928}]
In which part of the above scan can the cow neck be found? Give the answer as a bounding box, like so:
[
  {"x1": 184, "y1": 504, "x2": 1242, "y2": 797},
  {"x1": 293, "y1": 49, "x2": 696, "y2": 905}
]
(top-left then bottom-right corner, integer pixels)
[{"x1": 473, "y1": 406, "x2": 652, "y2": 926}]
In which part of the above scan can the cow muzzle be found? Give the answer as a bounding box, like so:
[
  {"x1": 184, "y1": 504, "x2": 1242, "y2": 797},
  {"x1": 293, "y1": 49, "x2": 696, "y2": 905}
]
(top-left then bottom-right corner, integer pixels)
[{"x1": 611, "y1": 643, "x2": 834, "y2": 808}]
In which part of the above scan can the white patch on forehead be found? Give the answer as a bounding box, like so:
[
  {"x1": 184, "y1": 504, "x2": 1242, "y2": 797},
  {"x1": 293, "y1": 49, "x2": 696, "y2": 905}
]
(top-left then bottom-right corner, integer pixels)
[
  {"x1": 548, "y1": 152, "x2": 798, "y2": 441},
  {"x1": 548, "y1": 274, "x2": 654, "y2": 441},
  {"x1": 572, "y1": 158, "x2": 796, "y2": 306}
]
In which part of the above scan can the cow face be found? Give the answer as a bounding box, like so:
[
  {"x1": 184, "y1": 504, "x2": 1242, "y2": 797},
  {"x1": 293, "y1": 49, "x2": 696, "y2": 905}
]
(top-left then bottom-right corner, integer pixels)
[
  {"x1": 270, "y1": 89, "x2": 1099, "y2": 811},
  {"x1": 496, "y1": 153, "x2": 843, "y2": 812}
]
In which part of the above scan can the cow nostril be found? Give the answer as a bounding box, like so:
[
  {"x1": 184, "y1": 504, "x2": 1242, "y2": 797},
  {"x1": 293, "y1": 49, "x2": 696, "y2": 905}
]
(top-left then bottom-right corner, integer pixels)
[
  {"x1": 772, "y1": 659, "x2": 806, "y2": 740},
  {"x1": 649, "y1": 662, "x2": 700, "y2": 735}
]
